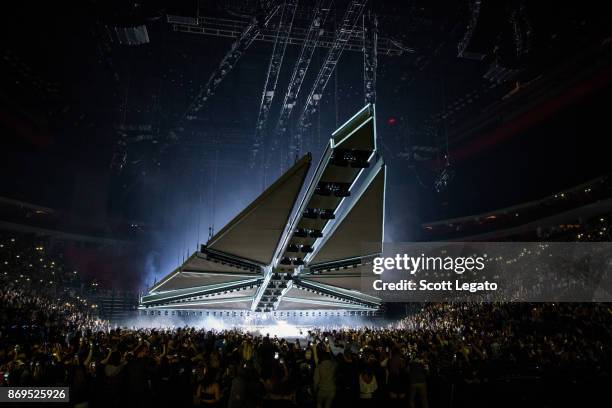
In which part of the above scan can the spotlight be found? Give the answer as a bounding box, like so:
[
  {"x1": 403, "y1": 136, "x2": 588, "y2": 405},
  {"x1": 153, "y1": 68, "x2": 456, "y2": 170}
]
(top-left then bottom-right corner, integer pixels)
[
  {"x1": 320, "y1": 210, "x2": 335, "y2": 220},
  {"x1": 303, "y1": 208, "x2": 318, "y2": 219},
  {"x1": 309, "y1": 230, "x2": 323, "y2": 238}
]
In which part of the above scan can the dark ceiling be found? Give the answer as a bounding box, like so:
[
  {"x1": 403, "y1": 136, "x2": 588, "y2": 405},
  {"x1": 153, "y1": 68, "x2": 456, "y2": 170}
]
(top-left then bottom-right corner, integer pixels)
[{"x1": 1, "y1": 0, "x2": 612, "y2": 243}]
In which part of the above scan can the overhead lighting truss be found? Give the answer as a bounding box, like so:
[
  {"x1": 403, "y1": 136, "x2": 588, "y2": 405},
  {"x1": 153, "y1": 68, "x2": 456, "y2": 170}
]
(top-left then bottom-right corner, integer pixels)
[
  {"x1": 363, "y1": 12, "x2": 378, "y2": 105},
  {"x1": 178, "y1": 1, "x2": 282, "y2": 121},
  {"x1": 250, "y1": 0, "x2": 299, "y2": 169},
  {"x1": 168, "y1": 14, "x2": 408, "y2": 56},
  {"x1": 291, "y1": 0, "x2": 368, "y2": 159},
  {"x1": 266, "y1": 0, "x2": 334, "y2": 171}
]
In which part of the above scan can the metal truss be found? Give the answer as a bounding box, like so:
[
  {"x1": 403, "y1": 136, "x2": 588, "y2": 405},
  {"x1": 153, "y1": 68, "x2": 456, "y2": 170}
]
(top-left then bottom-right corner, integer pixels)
[
  {"x1": 363, "y1": 12, "x2": 377, "y2": 105},
  {"x1": 250, "y1": 0, "x2": 299, "y2": 169},
  {"x1": 292, "y1": 279, "x2": 379, "y2": 308},
  {"x1": 168, "y1": 15, "x2": 409, "y2": 57},
  {"x1": 177, "y1": 1, "x2": 282, "y2": 121},
  {"x1": 109, "y1": 141, "x2": 127, "y2": 174},
  {"x1": 457, "y1": 0, "x2": 482, "y2": 58},
  {"x1": 109, "y1": 124, "x2": 156, "y2": 174},
  {"x1": 291, "y1": 0, "x2": 368, "y2": 158},
  {"x1": 265, "y1": 0, "x2": 334, "y2": 172}
]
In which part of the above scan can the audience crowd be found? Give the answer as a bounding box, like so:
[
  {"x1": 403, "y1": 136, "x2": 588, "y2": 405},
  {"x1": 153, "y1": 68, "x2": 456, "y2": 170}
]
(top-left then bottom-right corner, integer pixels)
[
  {"x1": 0, "y1": 231, "x2": 98, "y2": 295},
  {"x1": 1, "y1": 289, "x2": 610, "y2": 408},
  {"x1": 1, "y1": 232, "x2": 611, "y2": 407}
]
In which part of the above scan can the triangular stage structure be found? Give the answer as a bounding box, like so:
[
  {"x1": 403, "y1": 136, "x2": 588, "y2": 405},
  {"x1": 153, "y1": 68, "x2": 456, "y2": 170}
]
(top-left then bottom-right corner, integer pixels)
[
  {"x1": 140, "y1": 104, "x2": 385, "y2": 314},
  {"x1": 207, "y1": 154, "x2": 311, "y2": 265},
  {"x1": 308, "y1": 160, "x2": 385, "y2": 265}
]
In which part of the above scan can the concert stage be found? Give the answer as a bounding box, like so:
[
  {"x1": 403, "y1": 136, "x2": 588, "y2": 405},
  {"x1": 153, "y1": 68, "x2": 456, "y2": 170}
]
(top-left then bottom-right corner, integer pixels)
[{"x1": 139, "y1": 104, "x2": 386, "y2": 315}]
